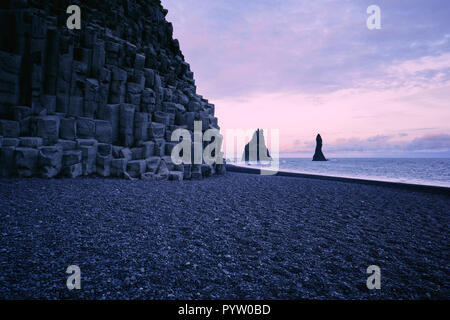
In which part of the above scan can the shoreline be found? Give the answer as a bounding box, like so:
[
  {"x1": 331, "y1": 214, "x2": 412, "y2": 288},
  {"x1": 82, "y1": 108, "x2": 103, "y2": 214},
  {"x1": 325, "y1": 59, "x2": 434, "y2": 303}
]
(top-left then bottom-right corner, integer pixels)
[{"x1": 226, "y1": 164, "x2": 450, "y2": 196}]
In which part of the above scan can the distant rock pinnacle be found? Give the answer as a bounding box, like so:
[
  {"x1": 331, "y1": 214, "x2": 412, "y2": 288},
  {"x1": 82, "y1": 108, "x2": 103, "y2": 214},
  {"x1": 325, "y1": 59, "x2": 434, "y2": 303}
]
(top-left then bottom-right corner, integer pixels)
[
  {"x1": 312, "y1": 134, "x2": 327, "y2": 161},
  {"x1": 242, "y1": 129, "x2": 272, "y2": 162}
]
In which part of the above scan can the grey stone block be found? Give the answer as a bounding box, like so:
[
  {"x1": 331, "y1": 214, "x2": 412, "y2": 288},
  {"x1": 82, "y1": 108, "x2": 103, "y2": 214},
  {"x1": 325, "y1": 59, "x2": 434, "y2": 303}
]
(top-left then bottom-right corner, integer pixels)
[
  {"x1": 62, "y1": 150, "x2": 82, "y2": 166},
  {"x1": 185, "y1": 112, "x2": 195, "y2": 131},
  {"x1": 56, "y1": 93, "x2": 69, "y2": 113},
  {"x1": 127, "y1": 93, "x2": 141, "y2": 106},
  {"x1": 13, "y1": 106, "x2": 32, "y2": 121},
  {"x1": 96, "y1": 154, "x2": 111, "y2": 177},
  {"x1": 112, "y1": 145, "x2": 124, "y2": 158},
  {"x1": 127, "y1": 159, "x2": 146, "y2": 178},
  {"x1": 162, "y1": 155, "x2": 175, "y2": 171},
  {"x1": 120, "y1": 147, "x2": 132, "y2": 160},
  {"x1": 141, "y1": 141, "x2": 155, "y2": 158},
  {"x1": 39, "y1": 145, "x2": 63, "y2": 168},
  {"x1": 141, "y1": 88, "x2": 156, "y2": 113},
  {"x1": 62, "y1": 163, "x2": 82, "y2": 178},
  {"x1": 77, "y1": 117, "x2": 95, "y2": 138},
  {"x1": 191, "y1": 164, "x2": 202, "y2": 180},
  {"x1": 84, "y1": 100, "x2": 98, "y2": 119},
  {"x1": 154, "y1": 111, "x2": 171, "y2": 126},
  {"x1": 148, "y1": 122, "x2": 165, "y2": 139},
  {"x1": 144, "y1": 68, "x2": 155, "y2": 87},
  {"x1": 60, "y1": 118, "x2": 77, "y2": 140},
  {"x1": 106, "y1": 41, "x2": 120, "y2": 54},
  {"x1": 183, "y1": 164, "x2": 192, "y2": 180},
  {"x1": 92, "y1": 40, "x2": 105, "y2": 78},
  {"x1": 135, "y1": 53, "x2": 146, "y2": 70},
  {"x1": 127, "y1": 82, "x2": 142, "y2": 95},
  {"x1": 0, "y1": 50, "x2": 22, "y2": 75},
  {"x1": 119, "y1": 104, "x2": 135, "y2": 146},
  {"x1": 111, "y1": 158, "x2": 128, "y2": 177},
  {"x1": 109, "y1": 81, "x2": 126, "y2": 104},
  {"x1": 141, "y1": 172, "x2": 154, "y2": 180},
  {"x1": 80, "y1": 145, "x2": 97, "y2": 175},
  {"x1": 3, "y1": 138, "x2": 19, "y2": 147},
  {"x1": 34, "y1": 116, "x2": 60, "y2": 145},
  {"x1": 153, "y1": 138, "x2": 165, "y2": 156},
  {"x1": 0, "y1": 146, "x2": 16, "y2": 177},
  {"x1": 98, "y1": 104, "x2": 120, "y2": 144},
  {"x1": 215, "y1": 163, "x2": 226, "y2": 175},
  {"x1": 134, "y1": 112, "x2": 149, "y2": 143},
  {"x1": 174, "y1": 163, "x2": 185, "y2": 172},
  {"x1": 57, "y1": 139, "x2": 77, "y2": 151},
  {"x1": 112, "y1": 66, "x2": 127, "y2": 81},
  {"x1": 41, "y1": 95, "x2": 57, "y2": 114},
  {"x1": 168, "y1": 171, "x2": 183, "y2": 181},
  {"x1": 39, "y1": 145, "x2": 63, "y2": 178},
  {"x1": 123, "y1": 171, "x2": 137, "y2": 181},
  {"x1": 0, "y1": 81, "x2": 20, "y2": 105},
  {"x1": 85, "y1": 78, "x2": 99, "y2": 102},
  {"x1": 201, "y1": 164, "x2": 213, "y2": 178},
  {"x1": 95, "y1": 120, "x2": 112, "y2": 143},
  {"x1": 19, "y1": 117, "x2": 31, "y2": 136},
  {"x1": 76, "y1": 138, "x2": 98, "y2": 148},
  {"x1": 98, "y1": 143, "x2": 112, "y2": 156},
  {"x1": 187, "y1": 101, "x2": 201, "y2": 112},
  {"x1": 153, "y1": 159, "x2": 169, "y2": 181},
  {"x1": 19, "y1": 137, "x2": 43, "y2": 148},
  {"x1": 0, "y1": 120, "x2": 20, "y2": 138},
  {"x1": 15, "y1": 147, "x2": 39, "y2": 177},
  {"x1": 163, "y1": 102, "x2": 185, "y2": 113},
  {"x1": 68, "y1": 96, "x2": 84, "y2": 117},
  {"x1": 131, "y1": 147, "x2": 144, "y2": 160},
  {"x1": 146, "y1": 156, "x2": 161, "y2": 173}
]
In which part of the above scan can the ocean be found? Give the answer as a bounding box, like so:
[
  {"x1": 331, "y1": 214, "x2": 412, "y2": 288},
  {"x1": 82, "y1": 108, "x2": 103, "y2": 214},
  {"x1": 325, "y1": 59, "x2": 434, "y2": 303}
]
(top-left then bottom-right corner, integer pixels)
[{"x1": 231, "y1": 158, "x2": 450, "y2": 188}]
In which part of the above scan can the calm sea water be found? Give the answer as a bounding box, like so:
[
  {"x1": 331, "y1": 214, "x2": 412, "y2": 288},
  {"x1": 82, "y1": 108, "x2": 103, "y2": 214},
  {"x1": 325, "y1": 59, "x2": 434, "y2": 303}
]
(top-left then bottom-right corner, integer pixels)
[{"x1": 232, "y1": 158, "x2": 450, "y2": 187}]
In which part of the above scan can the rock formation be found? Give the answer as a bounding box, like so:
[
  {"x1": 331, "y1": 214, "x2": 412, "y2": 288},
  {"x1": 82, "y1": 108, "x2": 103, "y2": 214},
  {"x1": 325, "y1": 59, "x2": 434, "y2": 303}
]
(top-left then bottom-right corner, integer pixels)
[
  {"x1": 312, "y1": 134, "x2": 327, "y2": 161},
  {"x1": 0, "y1": 0, "x2": 225, "y2": 180},
  {"x1": 242, "y1": 129, "x2": 272, "y2": 162}
]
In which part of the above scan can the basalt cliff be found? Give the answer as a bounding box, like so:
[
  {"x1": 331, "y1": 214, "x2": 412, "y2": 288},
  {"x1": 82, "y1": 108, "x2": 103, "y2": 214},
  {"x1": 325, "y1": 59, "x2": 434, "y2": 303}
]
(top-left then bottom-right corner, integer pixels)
[{"x1": 0, "y1": 0, "x2": 225, "y2": 180}]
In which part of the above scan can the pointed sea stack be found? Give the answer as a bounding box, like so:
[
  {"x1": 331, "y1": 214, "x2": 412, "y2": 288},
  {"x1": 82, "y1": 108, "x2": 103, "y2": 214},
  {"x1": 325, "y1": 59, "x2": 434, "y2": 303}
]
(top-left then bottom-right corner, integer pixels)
[
  {"x1": 312, "y1": 134, "x2": 327, "y2": 161},
  {"x1": 242, "y1": 129, "x2": 272, "y2": 162}
]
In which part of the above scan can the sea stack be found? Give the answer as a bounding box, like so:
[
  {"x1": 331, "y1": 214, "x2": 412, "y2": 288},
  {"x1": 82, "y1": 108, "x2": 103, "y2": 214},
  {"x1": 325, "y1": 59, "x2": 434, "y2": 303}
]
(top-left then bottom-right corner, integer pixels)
[
  {"x1": 312, "y1": 134, "x2": 327, "y2": 161},
  {"x1": 242, "y1": 129, "x2": 272, "y2": 162}
]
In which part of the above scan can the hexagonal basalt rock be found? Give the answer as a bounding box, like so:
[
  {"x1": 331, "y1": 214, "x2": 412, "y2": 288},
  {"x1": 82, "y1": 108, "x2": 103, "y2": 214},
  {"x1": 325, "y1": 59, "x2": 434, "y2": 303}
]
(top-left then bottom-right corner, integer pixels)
[{"x1": 0, "y1": 0, "x2": 225, "y2": 180}]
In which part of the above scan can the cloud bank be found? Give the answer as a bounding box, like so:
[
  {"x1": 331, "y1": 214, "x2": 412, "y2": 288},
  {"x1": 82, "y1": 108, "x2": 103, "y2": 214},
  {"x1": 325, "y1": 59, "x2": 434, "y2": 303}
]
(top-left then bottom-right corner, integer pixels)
[{"x1": 163, "y1": 0, "x2": 450, "y2": 156}]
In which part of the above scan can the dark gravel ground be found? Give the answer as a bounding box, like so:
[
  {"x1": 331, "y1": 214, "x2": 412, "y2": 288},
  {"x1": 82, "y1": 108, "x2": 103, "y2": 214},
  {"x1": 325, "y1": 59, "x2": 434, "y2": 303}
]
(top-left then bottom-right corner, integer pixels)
[{"x1": 0, "y1": 172, "x2": 449, "y2": 299}]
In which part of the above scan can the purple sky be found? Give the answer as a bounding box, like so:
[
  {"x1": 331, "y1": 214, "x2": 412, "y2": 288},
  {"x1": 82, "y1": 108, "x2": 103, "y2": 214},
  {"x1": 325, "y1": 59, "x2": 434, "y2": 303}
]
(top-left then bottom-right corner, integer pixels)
[{"x1": 162, "y1": 0, "x2": 450, "y2": 157}]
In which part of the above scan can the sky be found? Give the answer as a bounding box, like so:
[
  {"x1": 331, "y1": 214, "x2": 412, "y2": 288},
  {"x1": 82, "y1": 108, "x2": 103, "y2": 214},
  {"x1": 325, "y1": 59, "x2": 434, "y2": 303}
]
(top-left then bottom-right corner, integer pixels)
[{"x1": 162, "y1": 0, "x2": 450, "y2": 157}]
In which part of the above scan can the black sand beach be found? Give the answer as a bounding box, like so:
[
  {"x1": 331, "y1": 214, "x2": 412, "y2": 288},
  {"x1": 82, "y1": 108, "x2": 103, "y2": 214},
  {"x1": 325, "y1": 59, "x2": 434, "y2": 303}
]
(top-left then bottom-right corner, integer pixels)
[{"x1": 0, "y1": 172, "x2": 448, "y2": 299}]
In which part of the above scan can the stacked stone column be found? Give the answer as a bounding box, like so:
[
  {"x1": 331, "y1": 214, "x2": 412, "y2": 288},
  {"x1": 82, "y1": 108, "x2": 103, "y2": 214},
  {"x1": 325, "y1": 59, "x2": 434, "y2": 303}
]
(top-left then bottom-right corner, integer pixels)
[{"x1": 0, "y1": 0, "x2": 225, "y2": 180}]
